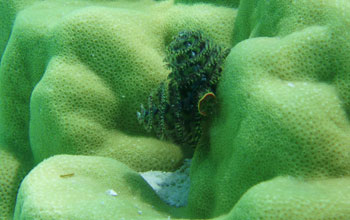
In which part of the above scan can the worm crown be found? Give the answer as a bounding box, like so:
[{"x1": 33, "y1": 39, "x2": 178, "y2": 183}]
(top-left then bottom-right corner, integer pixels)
[{"x1": 137, "y1": 30, "x2": 230, "y2": 147}]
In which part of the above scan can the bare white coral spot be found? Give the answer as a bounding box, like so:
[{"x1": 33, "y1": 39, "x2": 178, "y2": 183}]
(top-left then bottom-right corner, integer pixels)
[
  {"x1": 287, "y1": 82, "x2": 295, "y2": 88},
  {"x1": 106, "y1": 189, "x2": 118, "y2": 197},
  {"x1": 140, "y1": 159, "x2": 191, "y2": 207}
]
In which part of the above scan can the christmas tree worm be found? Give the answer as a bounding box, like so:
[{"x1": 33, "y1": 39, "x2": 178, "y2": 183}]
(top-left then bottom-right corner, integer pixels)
[{"x1": 137, "y1": 30, "x2": 230, "y2": 148}]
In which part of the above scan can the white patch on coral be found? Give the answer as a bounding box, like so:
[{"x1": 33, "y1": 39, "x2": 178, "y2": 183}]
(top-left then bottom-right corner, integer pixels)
[
  {"x1": 287, "y1": 82, "x2": 295, "y2": 88},
  {"x1": 106, "y1": 189, "x2": 118, "y2": 197},
  {"x1": 140, "y1": 159, "x2": 191, "y2": 207}
]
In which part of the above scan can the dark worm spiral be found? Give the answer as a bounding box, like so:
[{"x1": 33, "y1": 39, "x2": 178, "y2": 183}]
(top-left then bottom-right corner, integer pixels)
[{"x1": 137, "y1": 30, "x2": 230, "y2": 148}]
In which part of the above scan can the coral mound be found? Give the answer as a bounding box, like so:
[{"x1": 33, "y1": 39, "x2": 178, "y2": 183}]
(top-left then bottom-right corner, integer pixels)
[
  {"x1": 14, "y1": 155, "x2": 173, "y2": 220},
  {"x1": 188, "y1": 0, "x2": 350, "y2": 219},
  {"x1": 2, "y1": 0, "x2": 350, "y2": 219},
  {"x1": 0, "y1": 0, "x2": 235, "y2": 219}
]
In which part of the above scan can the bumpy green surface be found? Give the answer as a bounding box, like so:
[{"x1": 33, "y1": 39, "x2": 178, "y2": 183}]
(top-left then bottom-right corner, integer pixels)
[
  {"x1": 174, "y1": 0, "x2": 240, "y2": 8},
  {"x1": 14, "y1": 155, "x2": 175, "y2": 220},
  {"x1": 189, "y1": 0, "x2": 350, "y2": 219},
  {"x1": 2, "y1": 0, "x2": 350, "y2": 219},
  {"x1": 0, "y1": 0, "x2": 235, "y2": 219}
]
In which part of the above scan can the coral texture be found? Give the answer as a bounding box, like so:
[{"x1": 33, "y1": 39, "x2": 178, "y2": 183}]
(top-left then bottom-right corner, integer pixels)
[
  {"x1": 188, "y1": 0, "x2": 350, "y2": 219},
  {"x1": 14, "y1": 155, "x2": 175, "y2": 220},
  {"x1": 174, "y1": 0, "x2": 240, "y2": 8},
  {"x1": 2, "y1": 0, "x2": 350, "y2": 219},
  {"x1": 0, "y1": 0, "x2": 235, "y2": 219}
]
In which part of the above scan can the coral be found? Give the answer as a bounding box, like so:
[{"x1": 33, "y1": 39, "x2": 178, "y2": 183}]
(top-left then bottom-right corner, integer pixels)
[
  {"x1": 0, "y1": 148, "x2": 33, "y2": 220},
  {"x1": 3, "y1": 0, "x2": 350, "y2": 219},
  {"x1": 188, "y1": 0, "x2": 350, "y2": 218},
  {"x1": 0, "y1": 0, "x2": 235, "y2": 219},
  {"x1": 137, "y1": 30, "x2": 229, "y2": 148},
  {"x1": 14, "y1": 155, "x2": 174, "y2": 220},
  {"x1": 141, "y1": 159, "x2": 191, "y2": 207},
  {"x1": 174, "y1": 0, "x2": 240, "y2": 8}
]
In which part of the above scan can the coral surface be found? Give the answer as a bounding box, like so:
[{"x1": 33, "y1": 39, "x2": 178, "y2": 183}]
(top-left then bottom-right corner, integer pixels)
[
  {"x1": 1, "y1": 0, "x2": 350, "y2": 219},
  {"x1": 0, "y1": 0, "x2": 235, "y2": 219},
  {"x1": 14, "y1": 155, "x2": 175, "y2": 220},
  {"x1": 188, "y1": 0, "x2": 350, "y2": 218}
]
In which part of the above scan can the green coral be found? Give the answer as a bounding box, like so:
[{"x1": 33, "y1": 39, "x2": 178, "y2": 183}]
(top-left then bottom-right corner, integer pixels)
[
  {"x1": 137, "y1": 30, "x2": 229, "y2": 148},
  {"x1": 2, "y1": 0, "x2": 350, "y2": 219},
  {"x1": 0, "y1": 0, "x2": 235, "y2": 219},
  {"x1": 188, "y1": 0, "x2": 350, "y2": 218},
  {"x1": 174, "y1": 0, "x2": 240, "y2": 8},
  {"x1": 14, "y1": 155, "x2": 175, "y2": 220}
]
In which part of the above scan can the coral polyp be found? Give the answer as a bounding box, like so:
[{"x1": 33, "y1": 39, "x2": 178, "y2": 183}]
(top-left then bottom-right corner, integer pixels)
[{"x1": 137, "y1": 30, "x2": 230, "y2": 147}]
